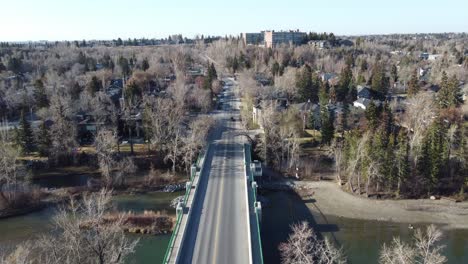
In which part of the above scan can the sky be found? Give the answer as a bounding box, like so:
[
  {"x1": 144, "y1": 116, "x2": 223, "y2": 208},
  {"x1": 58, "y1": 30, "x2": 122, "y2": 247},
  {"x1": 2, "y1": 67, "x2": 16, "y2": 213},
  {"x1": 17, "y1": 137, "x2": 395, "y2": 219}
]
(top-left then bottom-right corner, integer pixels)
[{"x1": 1, "y1": 0, "x2": 467, "y2": 41}]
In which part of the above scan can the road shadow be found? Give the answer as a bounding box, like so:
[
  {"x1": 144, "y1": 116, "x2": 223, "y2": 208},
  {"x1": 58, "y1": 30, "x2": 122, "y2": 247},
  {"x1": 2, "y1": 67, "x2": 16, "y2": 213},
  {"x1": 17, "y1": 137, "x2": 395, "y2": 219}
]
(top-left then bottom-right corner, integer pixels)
[{"x1": 260, "y1": 189, "x2": 340, "y2": 264}]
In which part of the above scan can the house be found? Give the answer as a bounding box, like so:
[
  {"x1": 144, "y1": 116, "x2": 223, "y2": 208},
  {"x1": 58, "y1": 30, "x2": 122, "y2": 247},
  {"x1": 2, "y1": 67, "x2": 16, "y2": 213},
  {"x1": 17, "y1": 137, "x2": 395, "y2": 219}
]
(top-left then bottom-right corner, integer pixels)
[
  {"x1": 291, "y1": 100, "x2": 321, "y2": 129},
  {"x1": 420, "y1": 52, "x2": 430, "y2": 60},
  {"x1": 252, "y1": 99, "x2": 287, "y2": 129},
  {"x1": 357, "y1": 85, "x2": 372, "y2": 99},
  {"x1": 309, "y1": 40, "x2": 331, "y2": 49},
  {"x1": 353, "y1": 98, "x2": 381, "y2": 110},
  {"x1": 428, "y1": 54, "x2": 442, "y2": 61},
  {"x1": 320, "y1": 72, "x2": 338, "y2": 84}
]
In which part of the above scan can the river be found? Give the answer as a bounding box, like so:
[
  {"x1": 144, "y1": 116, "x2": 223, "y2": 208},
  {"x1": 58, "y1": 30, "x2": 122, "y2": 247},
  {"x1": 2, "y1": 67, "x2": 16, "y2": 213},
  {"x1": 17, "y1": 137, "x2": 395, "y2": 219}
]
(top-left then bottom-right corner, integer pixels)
[
  {"x1": 0, "y1": 191, "x2": 182, "y2": 263},
  {"x1": 261, "y1": 190, "x2": 468, "y2": 264}
]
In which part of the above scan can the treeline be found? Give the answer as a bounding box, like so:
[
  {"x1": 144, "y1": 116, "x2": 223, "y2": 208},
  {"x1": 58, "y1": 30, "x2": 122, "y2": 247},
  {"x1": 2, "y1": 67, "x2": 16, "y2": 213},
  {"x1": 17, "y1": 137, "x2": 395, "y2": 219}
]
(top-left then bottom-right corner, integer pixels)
[{"x1": 337, "y1": 94, "x2": 467, "y2": 197}]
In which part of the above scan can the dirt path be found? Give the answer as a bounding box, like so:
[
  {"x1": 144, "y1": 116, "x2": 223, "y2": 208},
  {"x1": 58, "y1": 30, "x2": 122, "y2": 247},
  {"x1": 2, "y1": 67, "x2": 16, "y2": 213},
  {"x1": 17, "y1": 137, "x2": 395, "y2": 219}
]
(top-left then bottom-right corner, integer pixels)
[{"x1": 281, "y1": 181, "x2": 468, "y2": 229}]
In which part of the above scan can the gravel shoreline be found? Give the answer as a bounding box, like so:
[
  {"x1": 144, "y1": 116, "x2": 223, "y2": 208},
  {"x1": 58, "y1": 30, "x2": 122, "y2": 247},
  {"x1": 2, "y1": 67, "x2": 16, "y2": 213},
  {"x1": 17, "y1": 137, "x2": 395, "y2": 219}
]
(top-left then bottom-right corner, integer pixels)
[{"x1": 263, "y1": 180, "x2": 468, "y2": 229}]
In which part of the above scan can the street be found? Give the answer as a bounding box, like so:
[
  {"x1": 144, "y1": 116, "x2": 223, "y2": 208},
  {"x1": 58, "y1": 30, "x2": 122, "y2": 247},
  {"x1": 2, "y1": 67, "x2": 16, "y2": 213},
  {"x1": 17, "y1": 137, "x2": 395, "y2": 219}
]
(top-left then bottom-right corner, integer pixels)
[{"x1": 178, "y1": 78, "x2": 250, "y2": 264}]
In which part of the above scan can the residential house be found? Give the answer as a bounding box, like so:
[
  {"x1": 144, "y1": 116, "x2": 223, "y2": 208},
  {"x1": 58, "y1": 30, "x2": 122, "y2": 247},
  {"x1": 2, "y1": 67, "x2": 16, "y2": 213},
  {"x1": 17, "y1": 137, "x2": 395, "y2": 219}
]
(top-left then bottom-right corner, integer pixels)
[
  {"x1": 353, "y1": 86, "x2": 383, "y2": 110},
  {"x1": 291, "y1": 100, "x2": 320, "y2": 130},
  {"x1": 353, "y1": 98, "x2": 381, "y2": 110},
  {"x1": 309, "y1": 40, "x2": 331, "y2": 49}
]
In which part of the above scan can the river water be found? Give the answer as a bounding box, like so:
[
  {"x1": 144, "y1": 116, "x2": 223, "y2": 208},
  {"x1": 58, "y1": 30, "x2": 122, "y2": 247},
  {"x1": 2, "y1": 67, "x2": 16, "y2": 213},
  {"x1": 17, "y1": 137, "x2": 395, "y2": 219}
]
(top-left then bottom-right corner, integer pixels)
[
  {"x1": 0, "y1": 191, "x2": 182, "y2": 263},
  {"x1": 261, "y1": 190, "x2": 468, "y2": 264},
  {"x1": 2, "y1": 184, "x2": 467, "y2": 264}
]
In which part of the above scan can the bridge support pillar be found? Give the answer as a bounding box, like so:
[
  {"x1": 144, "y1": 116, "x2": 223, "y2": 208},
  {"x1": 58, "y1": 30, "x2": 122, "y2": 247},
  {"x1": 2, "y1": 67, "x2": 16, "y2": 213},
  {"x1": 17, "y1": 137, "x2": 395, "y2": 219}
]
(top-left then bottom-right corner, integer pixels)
[
  {"x1": 176, "y1": 202, "x2": 184, "y2": 216},
  {"x1": 251, "y1": 181, "x2": 258, "y2": 194},
  {"x1": 255, "y1": 202, "x2": 262, "y2": 223},
  {"x1": 191, "y1": 165, "x2": 197, "y2": 179},
  {"x1": 250, "y1": 163, "x2": 255, "y2": 182}
]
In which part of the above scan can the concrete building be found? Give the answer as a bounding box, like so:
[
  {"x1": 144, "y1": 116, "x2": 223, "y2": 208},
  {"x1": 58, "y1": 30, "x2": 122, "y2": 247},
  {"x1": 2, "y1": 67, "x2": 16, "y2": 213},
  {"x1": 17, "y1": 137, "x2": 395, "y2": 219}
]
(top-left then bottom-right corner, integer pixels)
[
  {"x1": 242, "y1": 33, "x2": 264, "y2": 45},
  {"x1": 264, "y1": 30, "x2": 306, "y2": 48}
]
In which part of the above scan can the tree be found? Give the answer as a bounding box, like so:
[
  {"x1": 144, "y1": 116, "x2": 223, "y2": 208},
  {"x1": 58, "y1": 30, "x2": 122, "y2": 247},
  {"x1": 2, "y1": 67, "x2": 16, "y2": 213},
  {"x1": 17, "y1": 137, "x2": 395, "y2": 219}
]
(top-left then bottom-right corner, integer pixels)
[
  {"x1": 16, "y1": 111, "x2": 35, "y2": 154},
  {"x1": 371, "y1": 63, "x2": 389, "y2": 95},
  {"x1": 87, "y1": 76, "x2": 103, "y2": 95},
  {"x1": 7, "y1": 57, "x2": 23, "y2": 74},
  {"x1": 36, "y1": 121, "x2": 51, "y2": 157},
  {"x1": 395, "y1": 130, "x2": 410, "y2": 196},
  {"x1": 272, "y1": 61, "x2": 280, "y2": 76},
  {"x1": 34, "y1": 79, "x2": 49, "y2": 108},
  {"x1": 380, "y1": 225, "x2": 446, "y2": 264},
  {"x1": 118, "y1": 57, "x2": 131, "y2": 77},
  {"x1": 319, "y1": 86, "x2": 334, "y2": 145},
  {"x1": 438, "y1": 73, "x2": 462, "y2": 108},
  {"x1": 418, "y1": 119, "x2": 448, "y2": 193},
  {"x1": 34, "y1": 189, "x2": 138, "y2": 264},
  {"x1": 407, "y1": 70, "x2": 420, "y2": 96},
  {"x1": 141, "y1": 58, "x2": 150, "y2": 71},
  {"x1": 95, "y1": 130, "x2": 117, "y2": 187},
  {"x1": 296, "y1": 64, "x2": 314, "y2": 102},
  {"x1": 48, "y1": 93, "x2": 77, "y2": 164},
  {"x1": 391, "y1": 64, "x2": 398, "y2": 83},
  {"x1": 279, "y1": 221, "x2": 345, "y2": 264},
  {"x1": 0, "y1": 129, "x2": 21, "y2": 207},
  {"x1": 337, "y1": 64, "x2": 353, "y2": 102},
  {"x1": 365, "y1": 101, "x2": 380, "y2": 130}
]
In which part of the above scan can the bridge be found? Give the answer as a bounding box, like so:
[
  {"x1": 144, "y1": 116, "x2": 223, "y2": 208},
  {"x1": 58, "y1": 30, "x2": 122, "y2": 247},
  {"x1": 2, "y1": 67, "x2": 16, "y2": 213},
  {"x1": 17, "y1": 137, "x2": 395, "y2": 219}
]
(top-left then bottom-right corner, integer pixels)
[{"x1": 163, "y1": 78, "x2": 263, "y2": 264}]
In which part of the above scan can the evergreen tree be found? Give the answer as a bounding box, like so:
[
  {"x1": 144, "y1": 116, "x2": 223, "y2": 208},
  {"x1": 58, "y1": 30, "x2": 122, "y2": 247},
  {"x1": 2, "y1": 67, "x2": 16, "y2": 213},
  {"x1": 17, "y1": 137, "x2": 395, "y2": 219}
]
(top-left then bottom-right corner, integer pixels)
[
  {"x1": 391, "y1": 64, "x2": 398, "y2": 83},
  {"x1": 370, "y1": 63, "x2": 389, "y2": 95},
  {"x1": 338, "y1": 64, "x2": 353, "y2": 101},
  {"x1": 34, "y1": 79, "x2": 49, "y2": 108},
  {"x1": 118, "y1": 57, "x2": 131, "y2": 77},
  {"x1": 407, "y1": 69, "x2": 420, "y2": 96},
  {"x1": 395, "y1": 130, "x2": 410, "y2": 196},
  {"x1": 37, "y1": 121, "x2": 51, "y2": 156},
  {"x1": 437, "y1": 72, "x2": 462, "y2": 108},
  {"x1": 7, "y1": 57, "x2": 23, "y2": 74},
  {"x1": 365, "y1": 101, "x2": 380, "y2": 130},
  {"x1": 418, "y1": 120, "x2": 448, "y2": 193},
  {"x1": 142, "y1": 58, "x2": 150, "y2": 71},
  {"x1": 0, "y1": 62, "x2": 6, "y2": 72},
  {"x1": 87, "y1": 76, "x2": 102, "y2": 95},
  {"x1": 359, "y1": 59, "x2": 368, "y2": 72},
  {"x1": 296, "y1": 64, "x2": 313, "y2": 102},
  {"x1": 319, "y1": 86, "x2": 334, "y2": 145},
  {"x1": 17, "y1": 111, "x2": 35, "y2": 154},
  {"x1": 447, "y1": 74, "x2": 463, "y2": 107},
  {"x1": 271, "y1": 61, "x2": 280, "y2": 76}
]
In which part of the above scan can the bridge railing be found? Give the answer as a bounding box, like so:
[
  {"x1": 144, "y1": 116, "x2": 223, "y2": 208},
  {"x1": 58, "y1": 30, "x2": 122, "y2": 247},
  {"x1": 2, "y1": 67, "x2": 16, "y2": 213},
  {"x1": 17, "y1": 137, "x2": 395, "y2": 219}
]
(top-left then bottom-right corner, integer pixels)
[
  {"x1": 245, "y1": 144, "x2": 264, "y2": 264},
  {"x1": 162, "y1": 145, "x2": 209, "y2": 264}
]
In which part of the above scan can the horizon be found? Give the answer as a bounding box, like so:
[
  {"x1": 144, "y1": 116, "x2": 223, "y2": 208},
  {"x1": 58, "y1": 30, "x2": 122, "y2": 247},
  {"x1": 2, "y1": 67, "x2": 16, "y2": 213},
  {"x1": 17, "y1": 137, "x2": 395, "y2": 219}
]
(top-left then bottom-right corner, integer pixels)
[
  {"x1": 3, "y1": 31, "x2": 468, "y2": 43},
  {"x1": 1, "y1": 0, "x2": 467, "y2": 42}
]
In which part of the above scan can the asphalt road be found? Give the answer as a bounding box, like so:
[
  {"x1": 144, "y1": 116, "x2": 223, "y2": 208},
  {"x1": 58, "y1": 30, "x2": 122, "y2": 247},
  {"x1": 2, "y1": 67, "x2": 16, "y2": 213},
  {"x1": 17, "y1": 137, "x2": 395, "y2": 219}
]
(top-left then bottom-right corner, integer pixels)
[{"x1": 178, "y1": 79, "x2": 250, "y2": 264}]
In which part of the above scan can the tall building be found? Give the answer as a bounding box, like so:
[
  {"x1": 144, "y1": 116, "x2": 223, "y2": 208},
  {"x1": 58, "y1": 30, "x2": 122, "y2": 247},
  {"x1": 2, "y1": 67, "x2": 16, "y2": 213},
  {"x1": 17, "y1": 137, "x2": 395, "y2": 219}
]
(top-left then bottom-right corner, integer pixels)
[
  {"x1": 264, "y1": 30, "x2": 306, "y2": 48},
  {"x1": 242, "y1": 32, "x2": 264, "y2": 45}
]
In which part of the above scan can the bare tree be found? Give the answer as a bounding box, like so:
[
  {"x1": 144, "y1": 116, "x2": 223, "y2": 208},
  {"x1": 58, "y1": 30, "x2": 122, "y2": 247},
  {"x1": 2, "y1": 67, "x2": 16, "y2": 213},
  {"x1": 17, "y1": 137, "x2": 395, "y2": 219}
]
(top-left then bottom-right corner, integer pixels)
[
  {"x1": 279, "y1": 221, "x2": 345, "y2": 264},
  {"x1": 35, "y1": 189, "x2": 138, "y2": 264},
  {"x1": 402, "y1": 93, "x2": 436, "y2": 162},
  {"x1": 95, "y1": 130, "x2": 117, "y2": 187},
  {"x1": 380, "y1": 225, "x2": 446, "y2": 264},
  {"x1": 182, "y1": 116, "x2": 215, "y2": 173},
  {"x1": 48, "y1": 92, "x2": 77, "y2": 164}
]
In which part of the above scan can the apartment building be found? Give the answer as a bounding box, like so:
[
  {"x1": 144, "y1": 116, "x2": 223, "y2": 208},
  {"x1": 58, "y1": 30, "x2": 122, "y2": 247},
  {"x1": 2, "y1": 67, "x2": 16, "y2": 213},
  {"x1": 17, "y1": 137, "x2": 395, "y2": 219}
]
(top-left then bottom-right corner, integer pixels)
[
  {"x1": 242, "y1": 32, "x2": 264, "y2": 45},
  {"x1": 241, "y1": 30, "x2": 306, "y2": 48},
  {"x1": 264, "y1": 30, "x2": 306, "y2": 48}
]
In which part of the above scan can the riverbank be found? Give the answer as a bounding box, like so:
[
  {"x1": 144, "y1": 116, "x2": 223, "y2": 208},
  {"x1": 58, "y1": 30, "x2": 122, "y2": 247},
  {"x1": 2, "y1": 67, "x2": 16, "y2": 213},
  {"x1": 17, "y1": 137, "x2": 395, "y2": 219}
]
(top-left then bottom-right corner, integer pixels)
[{"x1": 262, "y1": 180, "x2": 468, "y2": 229}]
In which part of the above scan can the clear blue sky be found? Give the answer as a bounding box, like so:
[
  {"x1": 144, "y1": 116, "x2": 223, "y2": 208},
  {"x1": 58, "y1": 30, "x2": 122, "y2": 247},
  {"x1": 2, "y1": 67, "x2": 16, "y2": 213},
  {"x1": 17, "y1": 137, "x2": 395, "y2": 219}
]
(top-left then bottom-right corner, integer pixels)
[{"x1": 1, "y1": 0, "x2": 467, "y2": 41}]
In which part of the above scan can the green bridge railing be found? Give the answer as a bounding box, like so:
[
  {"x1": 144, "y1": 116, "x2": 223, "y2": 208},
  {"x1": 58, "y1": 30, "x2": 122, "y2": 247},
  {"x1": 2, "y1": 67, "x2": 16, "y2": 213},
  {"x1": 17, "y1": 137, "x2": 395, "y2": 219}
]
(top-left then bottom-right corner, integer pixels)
[
  {"x1": 245, "y1": 144, "x2": 264, "y2": 264},
  {"x1": 162, "y1": 145, "x2": 210, "y2": 264}
]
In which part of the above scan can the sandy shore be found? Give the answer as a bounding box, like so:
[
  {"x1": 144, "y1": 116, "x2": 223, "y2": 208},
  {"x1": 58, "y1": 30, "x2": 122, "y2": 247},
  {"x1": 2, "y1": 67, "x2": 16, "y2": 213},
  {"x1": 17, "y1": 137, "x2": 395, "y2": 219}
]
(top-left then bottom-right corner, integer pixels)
[{"x1": 286, "y1": 181, "x2": 468, "y2": 229}]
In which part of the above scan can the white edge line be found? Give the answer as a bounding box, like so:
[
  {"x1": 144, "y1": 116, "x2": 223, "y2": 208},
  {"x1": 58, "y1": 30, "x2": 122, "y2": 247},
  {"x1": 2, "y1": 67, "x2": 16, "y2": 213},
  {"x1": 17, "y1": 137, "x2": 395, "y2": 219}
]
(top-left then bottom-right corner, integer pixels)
[{"x1": 244, "y1": 143, "x2": 254, "y2": 264}]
